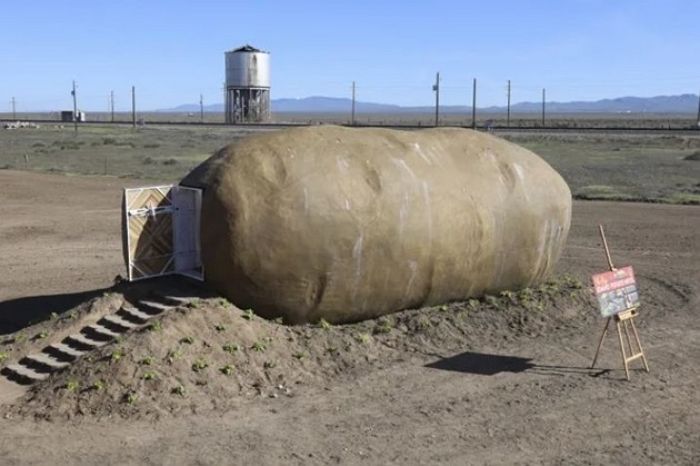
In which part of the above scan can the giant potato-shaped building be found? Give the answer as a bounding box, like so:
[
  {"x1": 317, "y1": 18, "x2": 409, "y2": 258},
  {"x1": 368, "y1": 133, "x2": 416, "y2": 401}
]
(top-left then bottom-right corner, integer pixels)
[{"x1": 181, "y1": 126, "x2": 571, "y2": 324}]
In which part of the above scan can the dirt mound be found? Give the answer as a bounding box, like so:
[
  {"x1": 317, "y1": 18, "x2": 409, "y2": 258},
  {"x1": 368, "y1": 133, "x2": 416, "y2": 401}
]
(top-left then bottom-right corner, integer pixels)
[
  {"x1": 0, "y1": 275, "x2": 592, "y2": 420},
  {"x1": 182, "y1": 125, "x2": 571, "y2": 324}
]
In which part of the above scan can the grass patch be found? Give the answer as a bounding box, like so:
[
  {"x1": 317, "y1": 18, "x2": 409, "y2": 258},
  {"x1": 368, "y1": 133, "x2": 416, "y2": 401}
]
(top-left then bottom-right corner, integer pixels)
[
  {"x1": 663, "y1": 192, "x2": 700, "y2": 205},
  {"x1": 574, "y1": 185, "x2": 637, "y2": 201}
]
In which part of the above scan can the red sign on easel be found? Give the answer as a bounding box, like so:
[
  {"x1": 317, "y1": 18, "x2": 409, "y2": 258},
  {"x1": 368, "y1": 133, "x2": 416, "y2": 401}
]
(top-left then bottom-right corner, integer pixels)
[{"x1": 591, "y1": 266, "x2": 640, "y2": 317}]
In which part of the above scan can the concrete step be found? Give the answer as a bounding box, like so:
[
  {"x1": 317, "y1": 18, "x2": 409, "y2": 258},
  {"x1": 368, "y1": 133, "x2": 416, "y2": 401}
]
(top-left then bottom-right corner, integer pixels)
[
  {"x1": 3, "y1": 363, "x2": 49, "y2": 382},
  {"x1": 119, "y1": 306, "x2": 152, "y2": 323},
  {"x1": 155, "y1": 294, "x2": 193, "y2": 306},
  {"x1": 26, "y1": 352, "x2": 71, "y2": 369},
  {"x1": 137, "y1": 300, "x2": 172, "y2": 315},
  {"x1": 23, "y1": 353, "x2": 70, "y2": 370},
  {"x1": 64, "y1": 333, "x2": 106, "y2": 350},
  {"x1": 83, "y1": 323, "x2": 121, "y2": 340},
  {"x1": 101, "y1": 314, "x2": 138, "y2": 331},
  {"x1": 46, "y1": 343, "x2": 84, "y2": 359}
]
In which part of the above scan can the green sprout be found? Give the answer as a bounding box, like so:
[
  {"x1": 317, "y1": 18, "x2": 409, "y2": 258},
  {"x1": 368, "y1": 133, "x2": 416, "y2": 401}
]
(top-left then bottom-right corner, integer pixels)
[
  {"x1": 373, "y1": 319, "x2": 392, "y2": 334},
  {"x1": 318, "y1": 318, "x2": 332, "y2": 330},
  {"x1": 111, "y1": 348, "x2": 124, "y2": 363},
  {"x1": 187, "y1": 299, "x2": 201, "y2": 309},
  {"x1": 166, "y1": 348, "x2": 182, "y2": 364},
  {"x1": 242, "y1": 309, "x2": 254, "y2": 320},
  {"x1": 191, "y1": 359, "x2": 209, "y2": 372},
  {"x1": 354, "y1": 333, "x2": 370, "y2": 344},
  {"x1": 90, "y1": 380, "x2": 105, "y2": 391},
  {"x1": 223, "y1": 343, "x2": 240, "y2": 354},
  {"x1": 171, "y1": 384, "x2": 186, "y2": 396},
  {"x1": 139, "y1": 356, "x2": 154, "y2": 366},
  {"x1": 148, "y1": 320, "x2": 162, "y2": 332},
  {"x1": 180, "y1": 336, "x2": 194, "y2": 344},
  {"x1": 251, "y1": 341, "x2": 267, "y2": 352},
  {"x1": 66, "y1": 380, "x2": 79, "y2": 392},
  {"x1": 219, "y1": 364, "x2": 234, "y2": 376}
]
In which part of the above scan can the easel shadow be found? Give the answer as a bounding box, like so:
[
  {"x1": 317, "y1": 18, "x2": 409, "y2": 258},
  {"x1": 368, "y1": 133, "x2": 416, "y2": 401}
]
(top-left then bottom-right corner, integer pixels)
[{"x1": 425, "y1": 351, "x2": 611, "y2": 378}]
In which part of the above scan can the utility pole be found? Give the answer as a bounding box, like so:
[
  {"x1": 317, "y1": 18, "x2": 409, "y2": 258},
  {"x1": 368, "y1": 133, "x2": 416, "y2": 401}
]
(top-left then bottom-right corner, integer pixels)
[
  {"x1": 433, "y1": 72, "x2": 440, "y2": 127},
  {"x1": 131, "y1": 86, "x2": 136, "y2": 128},
  {"x1": 11, "y1": 96, "x2": 16, "y2": 120},
  {"x1": 110, "y1": 90, "x2": 115, "y2": 122},
  {"x1": 200, "y1": 94, "x2": 204, "y2": 122},
  {"x1": 506, "y1": 80, "x2": 511, "y2": 127},
  {"x1": 223, "y1": 82, "x2": 227, "y2": 123},
  {"x1": 541, "y1": 88, "x2": 546, "y2": 127},
  {"x1": 351, "y1": 81, "x2": 356, "y2": 125},
  {"x1": 472, "y1": 78, "x2": 477, "y2": 129},
  {"x1": 71, "y1": 80, "x2": 78, "y2": 135},
  {"x1": 696, "y1": 90, "x2": 700, "y2": 127}
]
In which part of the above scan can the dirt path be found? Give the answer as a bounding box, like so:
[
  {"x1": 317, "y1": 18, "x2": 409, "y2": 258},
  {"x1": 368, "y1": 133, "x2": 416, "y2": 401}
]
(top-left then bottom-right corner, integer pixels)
[{"x1": 0, "y1": 171, "x2": 698, "y2": 465}]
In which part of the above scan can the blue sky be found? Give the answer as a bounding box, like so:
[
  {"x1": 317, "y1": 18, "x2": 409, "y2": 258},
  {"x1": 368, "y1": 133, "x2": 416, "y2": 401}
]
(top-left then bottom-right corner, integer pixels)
[{"x1": 2, "y1": 0, "x2": 699, "y2": 111}]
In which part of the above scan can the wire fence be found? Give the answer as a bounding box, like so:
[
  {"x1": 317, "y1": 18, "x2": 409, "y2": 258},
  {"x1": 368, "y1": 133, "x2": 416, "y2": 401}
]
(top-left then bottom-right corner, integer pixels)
[{"x1": 3, "y1": 76, "x2": 700, "y2": 130}]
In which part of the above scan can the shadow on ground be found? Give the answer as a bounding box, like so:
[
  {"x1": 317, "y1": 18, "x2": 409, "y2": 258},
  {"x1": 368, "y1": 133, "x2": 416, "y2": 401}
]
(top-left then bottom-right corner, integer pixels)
[
  {"x1": 426, "y1": 351, "x2": 535, "y2": 375},
  {"x1": 0, "y1": 276, "x2": 215, "y2": 335},
  {"x1": 0, "y1": 288, "x2": 111, "y2": 335},
  {"x1": 426, "y1": 351, "x2": 610, "y2": 378}
]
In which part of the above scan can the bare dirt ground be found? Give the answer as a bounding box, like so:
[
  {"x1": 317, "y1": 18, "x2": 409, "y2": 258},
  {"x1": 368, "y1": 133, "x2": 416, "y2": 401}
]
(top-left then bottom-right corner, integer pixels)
[{"x1": 0, "y1": 170, "x2": 698, "y2": 465}]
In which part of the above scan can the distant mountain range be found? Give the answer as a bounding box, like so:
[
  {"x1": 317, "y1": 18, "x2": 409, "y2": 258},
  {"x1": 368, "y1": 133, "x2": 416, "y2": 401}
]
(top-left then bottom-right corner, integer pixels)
[{"x1": 159, "y1": 93, "x2": 700, "y2": 114}]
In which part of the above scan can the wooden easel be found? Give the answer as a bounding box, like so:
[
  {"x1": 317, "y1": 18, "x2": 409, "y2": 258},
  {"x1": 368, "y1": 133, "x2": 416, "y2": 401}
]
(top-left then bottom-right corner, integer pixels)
[{"x1": 590, "y1": 225, "x2": 649, "y2": 381}]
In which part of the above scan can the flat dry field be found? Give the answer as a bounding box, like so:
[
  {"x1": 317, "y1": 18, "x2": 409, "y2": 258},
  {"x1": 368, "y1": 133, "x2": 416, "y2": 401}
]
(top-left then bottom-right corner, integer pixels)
[
  {"x1": 1, "y1": 125, "x2": 700, "y2": 204},
  {"x1": 0, "y1": 169, "x2": 698, "y2": 465}
]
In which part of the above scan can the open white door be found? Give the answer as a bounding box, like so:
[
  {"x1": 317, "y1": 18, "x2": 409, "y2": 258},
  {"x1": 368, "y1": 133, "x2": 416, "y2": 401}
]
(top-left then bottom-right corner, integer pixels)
[{"x1": 122, "y1": 185, "x2": 203, "y2": 281}]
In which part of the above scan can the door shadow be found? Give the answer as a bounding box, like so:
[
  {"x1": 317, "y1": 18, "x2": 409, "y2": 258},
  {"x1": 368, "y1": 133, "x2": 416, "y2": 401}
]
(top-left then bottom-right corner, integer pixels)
[
  {"x1": 0, "y1": 275, "x2": 214, "y2": 336},
  {"x1": 426, "y1": 351, "x2": 609, "y2": 377},
  {"x1": 0, "y1": 288, "x2": 111, "y2": 335}
]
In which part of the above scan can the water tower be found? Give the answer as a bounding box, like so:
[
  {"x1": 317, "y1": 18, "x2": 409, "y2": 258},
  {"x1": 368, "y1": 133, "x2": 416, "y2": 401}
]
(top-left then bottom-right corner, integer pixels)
[{"x1": 224, "y1": 45, "x2": 270, "y2": 123}]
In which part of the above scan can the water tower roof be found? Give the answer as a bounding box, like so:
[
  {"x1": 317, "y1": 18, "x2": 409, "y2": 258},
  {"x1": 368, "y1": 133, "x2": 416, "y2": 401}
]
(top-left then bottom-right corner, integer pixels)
[{"x1": 230, "y1": 44, "x2": 266, "y2": 53}]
